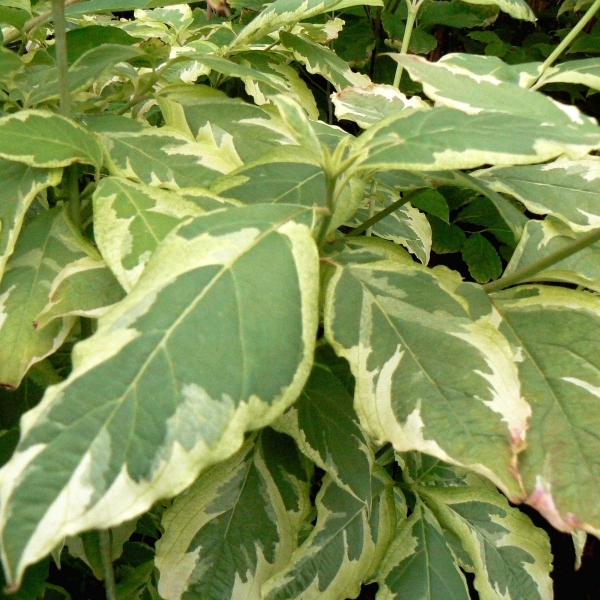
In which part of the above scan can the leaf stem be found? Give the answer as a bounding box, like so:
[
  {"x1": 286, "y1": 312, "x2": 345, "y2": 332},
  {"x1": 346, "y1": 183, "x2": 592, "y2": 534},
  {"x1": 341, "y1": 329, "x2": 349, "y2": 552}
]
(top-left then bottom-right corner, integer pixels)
[
  {"x1": 529, "y1": 0, "x2": 600, "y2": 87},
  {"x1": 316, "y1": 176, "x2": 337, "y2": 247},
  {"x1": 346, "y1": 188, "x2": 423, "y2": 237},
  {"x1": 393, "y1": 0, "x2": 421, "y2": 88},
  {"x1": 99, "y1": 530, "x2": 116, "y2": 600},
  {"x1": 483, "y1": 227, "x2": 600, "y2": 293}
]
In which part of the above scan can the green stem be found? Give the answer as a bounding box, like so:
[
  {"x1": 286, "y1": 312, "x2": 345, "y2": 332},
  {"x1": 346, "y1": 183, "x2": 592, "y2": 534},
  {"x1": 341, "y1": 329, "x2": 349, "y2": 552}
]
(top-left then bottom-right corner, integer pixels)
[
  {"x1": 99, "y1": 530, "x2": 116, "y2": 600},
  {"x1": 483, "y1": 227, "x2": 600, "y2": 294},
  {"x1": 530, "y1": 0, "x2": 600, "y2": 88},
  {"x1": 366, "y1": 180, "x2": 378, "y2": 236},
  {"x1": 346, "y1": 188, "x2": 423, "y2": 237},
  {"x1": 316, "y1": 176, "x2": 337, "y2": 248},
  {"x1": 393, "y1": 0, "x2": 419, "y2": 88}
]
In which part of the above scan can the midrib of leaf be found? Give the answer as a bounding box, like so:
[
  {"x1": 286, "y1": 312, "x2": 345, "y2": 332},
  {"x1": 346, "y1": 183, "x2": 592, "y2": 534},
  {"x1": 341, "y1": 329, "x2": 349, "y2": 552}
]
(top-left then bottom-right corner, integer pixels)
[
  {"x1": 271, "y1": 171, "x2": 322, "y2": 204},
  {"x1": 63, "y1": 207, "x2": 310, "y2": 466},
  {"x1": 122, "y1": 185, "x2": 165, "y2": 245},
  {"x1": 491, "y1": 299, "x2": 598, "y2": 487},
  {"x1": 221, "y1": 456, "x2": 254, "y2": 540},
  {"x1": 350, "y1": 270, "x2": 478, "y2": 444}
]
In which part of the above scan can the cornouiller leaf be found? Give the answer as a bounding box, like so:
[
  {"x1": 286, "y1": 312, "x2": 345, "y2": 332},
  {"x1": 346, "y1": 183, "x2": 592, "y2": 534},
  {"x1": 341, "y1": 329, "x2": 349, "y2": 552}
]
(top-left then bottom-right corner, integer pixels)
[{"x1": 0, "y1": 203, "x2": 320, "y2": 586}]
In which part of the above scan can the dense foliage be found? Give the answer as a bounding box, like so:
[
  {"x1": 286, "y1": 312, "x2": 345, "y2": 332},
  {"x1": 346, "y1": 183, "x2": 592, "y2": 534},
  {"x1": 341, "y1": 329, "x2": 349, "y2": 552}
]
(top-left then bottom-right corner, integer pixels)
[{"x1": 0, "y1": 0, "x2": 599, "y2": 597}]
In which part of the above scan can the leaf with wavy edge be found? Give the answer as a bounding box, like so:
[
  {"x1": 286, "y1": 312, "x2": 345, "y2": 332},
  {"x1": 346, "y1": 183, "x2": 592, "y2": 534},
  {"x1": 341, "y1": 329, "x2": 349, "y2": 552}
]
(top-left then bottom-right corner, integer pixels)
[
  {"x1": 0, "y1": 203, "x2": 320, "y2": 586},
  {"x1": 156, "y1": 430, "x2": 312, "y2": 600},
  {"x1": 537, "y1": 57, "x2": 600, "y2": 92},
  {"x1": 324, "y1": 237, "x2": 529, "y2": 497}
]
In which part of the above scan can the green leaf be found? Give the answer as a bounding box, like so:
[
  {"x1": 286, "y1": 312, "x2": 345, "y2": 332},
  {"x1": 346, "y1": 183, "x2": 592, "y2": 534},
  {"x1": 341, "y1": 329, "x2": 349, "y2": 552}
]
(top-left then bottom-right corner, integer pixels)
[
  {"x1": 393, "y1": 54, "x2": 593, "y2": 126},
  {"x1": 155, "y1": 430, "x2": 311, "y2": 600},
  {"x1": 332, "y1": 84, "x2": 429, "y2": 129},
  {"x1": 475, "y1": 157, "x2": 600, "y2": 232},
  {"x1": 0, "y1": 207, "x2": 100, "y2": 389},
  {"x1": 0, "y1": 203, "x2": 320, "y2": 586},
  {"x1": 504, "y1": 218, "x2": 600, "y2": 292},
  {"x1": 461, "y1": 0, "x2": 534, "y2": 21},
  {"x1": 347, "y1": 193, "x2": 432, "y2": 263},
  {"x1": 229, "y1": 0, "x2": 383, "y2": 51},
  {"x1": 0, "y1": 0, "x2": 29, "y2": 12},
  {"x1": 0, "y1": 47, "x2": 23, "y2": 82},
  {"x1": 420, "y1": 485, "x2": 553, "y2": 600},
  {"x1": 410, "y1": 188, "x2": 450, "y2": 223},
  {"x1": 101, "y1": 126, "x2": 240, "y2": 190},
  {"x1": 419, "y1": 0, "x2": 499, "y2": 29},
  {"x1": 262, "y1": 469, "x2": 393, "y2": 600},
  {"x1": 272, "y1": 95, "x2": 322, "y2": 161},
  {"x1": 324, "y1": 237, "x2": 529, "y2": 497},
  {"x1": 462, "y1": 233, "x2": 502, "y2": 283},
  {"x1": 0, "y1": 160, "x2": 61, "y2": 281},
  {"x1": 429, "y1": 216, "x2": 467, "y2": 253},
  {"x1": 538, "y1": 57, "x2": 600, "y2": 92},
  {"x1": 493, "y1": 285, "x2": 600, "y2": 534},
  {"x1": 58, "y1": 25, "x2": 138, "y2": 64},
  {"x1": 279, "y1": 31, "x2": 370, "y2": 91},
  {"x1": 455, "y1": 196, "x2": 516, "y2": 246},
  {"x1": 33, "y1": 258, "x2": 125, "y2": 329},
  {"x1": 27, "y1": 44, "x2": 142, "y2": 107},
  {"x1": 92, "y1": 177, "x2": 223, "y2": 292},
  {"x1": 353, "y1": 107, "x2": 600, "y2": 174},
  {"x1": 213, "y1": 153, "x2": 327, "y2": 208},
  {"x1": 0, "y1": 111, "x2": 103, "y2": 169},
  {"x1": 273, "y1": 351, "x2": 373, "y2": 503},
  {"x1": 376, "y1": 501, "x2": 470, "y2": 600}
]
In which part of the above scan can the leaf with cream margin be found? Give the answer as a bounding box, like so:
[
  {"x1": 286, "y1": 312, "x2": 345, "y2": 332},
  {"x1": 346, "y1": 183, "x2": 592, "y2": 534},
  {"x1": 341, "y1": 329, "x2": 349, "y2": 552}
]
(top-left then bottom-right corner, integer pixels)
[
  {"x1": 460, "y1": 0, "x2": 534, "y2": 21},
  {"x1": 273, "y1": 351, "x2": 373, "y2": 503},
  {"x1": 392, "y1": 54, "x2": 595, "y2": 127},
  {"x1": 376, "y1": 501, "x2": 470, "y2": 600},
  {"x1": 92, "y1": 177, "x2": 234, "y2": 292},
  {"x1": 229, "y1": 0, "x2": 383, "y2": 51},
  {"x1": 0, "y1": 110, "x2": 103, "y2": 169},
  {"x1": 333, "y1": 84, "x2": 429, "y2": 129},
  {"x1": 34, "y1": 258, "x2": 126, "y2": 330},
  {"x1": 419, "y1": 485, "x2": 553, "y2": 600},
  {"x1": 474, "y1": 157, "x2": 600, "y2": 232},
  {"x1": 493, "y1": 285, "x2": 600, "y2": 535},
  {"x1": 262, "y1": 468, "x2": 394, "y2": 600},
  {"x1": 0, "y1": 207, "x2": 100, "y2": 389},
  {"x1": 351, "y1": 107, "x2": 600, "y2": 174},
  {"x1": 536, "y1": 57, "x2": 600, "y2": 92},
  {"x1": 100, "y1": 126, "x2": 240, "y2": 190},
  {"x1": 155, "y1": 430, "x2": 312, "y2": 600},
  {"x1": 504, "y1": 217, "x2": 600, "y2": 293},
  {"x1": 0, "y1": 203, "x2": 320, "y2": 587},
  {"x1": 347, "y1": 191, "x2": 432, "y2": 263},
  {"x1": 279, "y1": 31, "x2": 371, "y2": 92},
  {"x1": 0, "y1": 160, "x2": 61, "y2": 281},
  {"x1": 324, "y1": 236, "x2": 529, "y2": 497}
]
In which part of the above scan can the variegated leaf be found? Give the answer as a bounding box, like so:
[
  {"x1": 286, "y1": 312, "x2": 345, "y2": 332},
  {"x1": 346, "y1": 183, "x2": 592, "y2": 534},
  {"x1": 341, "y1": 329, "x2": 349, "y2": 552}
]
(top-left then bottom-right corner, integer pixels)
[
  {"x1": 262, "y1": 468, "x2": 393, "y2": 600},
  {"x1": 93, "y1": 177, "x2": 229, "y2": 291},
  {"x1": 392, "y1": 54, "x2": 595, "y2": 127},
  {"x1": 33, "y1": 257, "x2": 125, "y2": 329},
  {"x1": 229, "y1": 0, "x2": 383, "y2": 50},
  {"x1": 279, "y1": 31, "x2": 371, "y2": 91},
  {"x1": 324, "y1": 237, "x2": 529, "y2": 497},
  {"x1": 156, "y1": 430, "x2": 312, "y2": 600},
  {"x1": 420, "y1": 485, "x2": 553, "y2": 600},
  {"x1": 347, "y1": 190, "x2": 432, "y2": 263},
  {"x1": 493, "y1": 286, "x2": 600, "y2": 535},
  {"x1": 0, "y1": 203, "x2": 320, "y2": 586},
  {"x1": 0, "y1": 160, "x2": 61, "y2": 280},
  {"x1": 0, "y1": 207, "x2": 99, "y2": 389},
  {"x1": 352, "y1": 107, "x2": 600, "y2": 174},
  {"x1": 537, "y1": 57, "x2": 600, "y2": 92},
  {"x1": 332, "y1": 84, "x2": 429, "y2": 129},
  {"x1": 505, "y1": 217, "x2": 600, "y2": 292},
  {"x1": 462, "y1": 0, "x2": 535, "y2": 20},
  {"x1": 0, "y1": 111, "x2": 103, "y2": 169},
  {"x1": 273, "y1": 350, "x2": 373, "y2": 503},
  {"x1": 376, "y1": 501, "x2": 470, "y2": 600},
  {"x1": 101, "y1": 126, "x2": 240, "y2": 190},
  {"x1": 475, "y1": 157, "x2": 600, "y2": 232},
  {"x1": 157, "y1": 90, "x2": 295, "y2": 164},
  {"x1": 212, "y1": 153, "x2": 327, "y2": 208}
]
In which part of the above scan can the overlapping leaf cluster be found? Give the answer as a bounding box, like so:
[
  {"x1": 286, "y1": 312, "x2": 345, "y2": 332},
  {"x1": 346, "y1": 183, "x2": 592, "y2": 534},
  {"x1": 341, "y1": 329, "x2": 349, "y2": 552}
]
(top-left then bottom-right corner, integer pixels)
[{"x1": 0, "y1": 0, "x2": 599, "y2": 597}]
